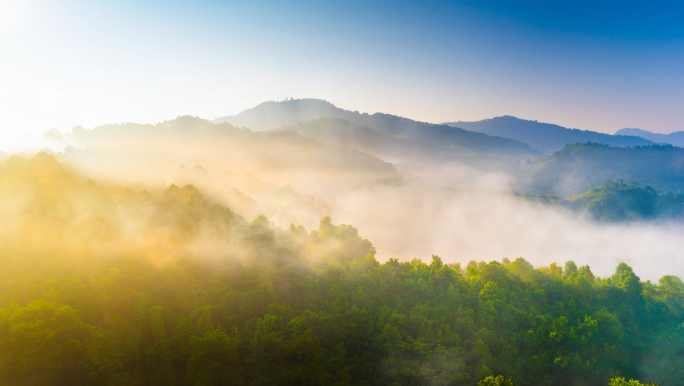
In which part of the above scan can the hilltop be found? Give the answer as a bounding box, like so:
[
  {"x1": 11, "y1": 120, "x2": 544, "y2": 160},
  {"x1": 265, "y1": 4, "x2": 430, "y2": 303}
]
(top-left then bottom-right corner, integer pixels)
[
  {"x1": 446, "y1": 116, "x2": 653, "y2": 154},
  {"x1": 64, "y1": 115, "x2": 400, "y2": 198},
  {"x1": 517, "y1": 142, "x2": 684, "y2": 196},
  {"x1": 215, "y1": 99, "x2": 543, "y2": 160},
  {"x1": 616, "y1": 127, "x2": 684, "y2": 147},
  {"x1": 280, "y1": 117, "x2": 518, "y2": 172},
  {"x1": 517, "y1": 179, "x2": 684, "y2": 221}
]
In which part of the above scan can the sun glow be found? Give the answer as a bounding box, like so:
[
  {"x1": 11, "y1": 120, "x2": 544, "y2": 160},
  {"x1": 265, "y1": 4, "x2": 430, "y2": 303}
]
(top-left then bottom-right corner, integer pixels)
[{"x1": 0, "y1": 0, "x2": 22, "y2": 27}]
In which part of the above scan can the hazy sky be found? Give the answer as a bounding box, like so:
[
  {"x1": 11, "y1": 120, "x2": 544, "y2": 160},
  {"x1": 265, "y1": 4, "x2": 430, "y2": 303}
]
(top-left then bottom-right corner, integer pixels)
[{"x1": 2, "y1": 0, "x2": 684, "y2": 150}]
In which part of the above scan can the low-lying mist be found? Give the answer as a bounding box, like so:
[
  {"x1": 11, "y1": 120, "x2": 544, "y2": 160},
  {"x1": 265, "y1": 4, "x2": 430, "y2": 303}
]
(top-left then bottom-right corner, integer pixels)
[
  {"x1": 334, "y1": 180, "x2": 684, "y2": 281},
  {"x1": 23, "y1": 116, "x2": 684, "y2": 281},
  {"x1": 169, "y1": 152, "x2": 684, "y2": 281}
]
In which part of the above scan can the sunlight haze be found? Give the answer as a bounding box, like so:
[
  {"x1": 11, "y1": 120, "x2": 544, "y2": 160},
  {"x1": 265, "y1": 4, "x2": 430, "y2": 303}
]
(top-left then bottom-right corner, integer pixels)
[
  {"x1": 2, "y1": 0, "x2": 684, "y2": 152},
  {"x1": 2, "y1": 1, "x2": 684, "y2": 385}
]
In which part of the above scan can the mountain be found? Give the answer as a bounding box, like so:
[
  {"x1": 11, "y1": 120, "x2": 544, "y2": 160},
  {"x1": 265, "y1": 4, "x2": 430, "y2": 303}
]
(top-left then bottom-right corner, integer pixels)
[
  {"x1": 279, "y1": 117, "x2": 519, "y2": 172},
  {"x1": 616, "y1": 128, "x2": 684, "y2": 147},
  {"x1": 444, "y1": 116, "x2": 653, "y2": 154},
  {"x1": 216, "y1": 98, "x2": 340, "y2": 130},
  {"x1": 214, "y1": 99, "x2": 543, "y2": 160},
  {"x1": 517, "y1": 142, "x2": 684, "y2": 196},
  {"x1": 64, "y1": 116, "x2": 400, "y2": 197},
  {"x1": 517, "y1": 179, "x2": 684, "y2": 221},
  {"x1": 281, "y1": 117, "x2": 447, "y2": 164}
]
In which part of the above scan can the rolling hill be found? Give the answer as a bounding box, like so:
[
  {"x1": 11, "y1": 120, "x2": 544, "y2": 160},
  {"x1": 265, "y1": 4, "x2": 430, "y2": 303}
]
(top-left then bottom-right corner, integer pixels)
[
  {"x1": 214, "y1": 99, "x2": 543, "y2": 160},
  {"x1": 63, "y1": 116, "x2": 400, "y2": 197},
  {"x1": 279, "y1": 117, "x2": 519, "y2": 172},
  {"x1": 517, "y1": 179, "x2": 684, "y2": 221},
  {"x1": 445, "y1": 115, "x2": 653, "y2": 154},
  {"x1": 616, "y1": 127, "x2": 684, "y2": 147},
  {"x1": 517, "y1": 142, "x2": 684, "y2": 196}
]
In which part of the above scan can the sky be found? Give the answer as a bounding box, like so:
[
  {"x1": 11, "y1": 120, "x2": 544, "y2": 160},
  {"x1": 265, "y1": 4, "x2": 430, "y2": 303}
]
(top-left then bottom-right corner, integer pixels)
[{"x1": 2, "y1": 0, "x2": 684, "y2": 150}]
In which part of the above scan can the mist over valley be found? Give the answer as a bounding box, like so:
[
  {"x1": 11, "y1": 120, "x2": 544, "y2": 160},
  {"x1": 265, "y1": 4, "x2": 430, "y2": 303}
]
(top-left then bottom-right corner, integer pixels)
[{"x1": 2, "y1": 1, "x2": 684, "y2": 384}]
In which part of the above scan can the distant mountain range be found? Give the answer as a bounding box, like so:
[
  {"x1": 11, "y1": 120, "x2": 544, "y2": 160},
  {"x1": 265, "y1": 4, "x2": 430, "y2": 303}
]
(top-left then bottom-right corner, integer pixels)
[
  {"x1": 214, "y1": 99, "x2": 542, "y2": 160},
  {"x1": 281, "y1": 117, "x2": 456, "y2": 164},
  {"x1": 279, "y1": 117, "x2": 517, "y2": 172},
  {"x1": 615, "y1": 128, "x2": 684, "y2": 147},
  {"x1": 212, "y1": 101, "x2": 684, "y2": 197},
  {"x1": 517, "y1": 142, "x2": 684, "y2": 196},
  {"x1": 64, "y1": 116, "x2": 400, "y2": 192},
  {"x1": 444, "y1": 116, "x2": 653, "y2": 154}
]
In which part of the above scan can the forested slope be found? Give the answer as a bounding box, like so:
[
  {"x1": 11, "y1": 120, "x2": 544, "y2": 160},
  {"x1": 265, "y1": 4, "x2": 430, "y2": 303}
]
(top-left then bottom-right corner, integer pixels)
[
  {"x1": 517, "y1": 142, "x2": 684, "y2": 196},
  {"x1": 0, "y1": 154, "x2": 681, "y2": 386},
  {"x1": 516, "y1": 179, "x2": 684, "y2": 221}
]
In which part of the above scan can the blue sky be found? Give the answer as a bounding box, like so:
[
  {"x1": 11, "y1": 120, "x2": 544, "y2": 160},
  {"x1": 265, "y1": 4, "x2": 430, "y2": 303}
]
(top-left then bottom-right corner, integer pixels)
[{"x1": 1, "y1": 0, "x2": 683, "y2": 149}]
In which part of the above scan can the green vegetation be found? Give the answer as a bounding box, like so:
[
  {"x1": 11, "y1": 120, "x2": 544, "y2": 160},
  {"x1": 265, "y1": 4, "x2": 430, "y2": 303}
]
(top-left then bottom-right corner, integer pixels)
[
  {"x1": 0, "y1": 154, "x2": 682, "y2": 386},
  {"x1": 609, "y1": 377, "x2": 660, "y2": 386},
  {"x1": 518, "y1": 142, "x2": 684, "y2": 196},
  {"x1": 517, "y1": 179, "x2": 684, "y2": 221},
  {"x1": 477, "y1": 375, "x2": 516, "y2": 386},
  {"x1": 566, "y1": 180, "x2": 684, "y2": 221}
]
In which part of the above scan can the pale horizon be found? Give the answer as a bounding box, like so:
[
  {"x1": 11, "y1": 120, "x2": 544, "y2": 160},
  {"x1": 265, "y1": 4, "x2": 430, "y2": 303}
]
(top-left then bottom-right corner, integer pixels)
[{"x1": 3, "y1": 0, "x2": 684, "y2": 151}]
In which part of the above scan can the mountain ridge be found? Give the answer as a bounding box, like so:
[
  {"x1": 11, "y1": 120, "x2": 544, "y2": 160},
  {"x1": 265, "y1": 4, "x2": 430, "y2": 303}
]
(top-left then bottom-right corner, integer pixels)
[
  {"x1": 278, "y1": 117, "x2": 519, "y2": 173},
  {"x1": 63, "y1": 115, "x2": 402, "y2": 197},
  {"x1": 445, "y1": 115, "x2": 653, "y2": 154},
  {"x1": 214, "y1": 99, "x2": 543, "y2": 160},
  {"x1": 517, "y1": 142, "x2": 684, "y2": 196},
  {"x1": 616, "y1": 127, "x2": 684, "y2": 147}
]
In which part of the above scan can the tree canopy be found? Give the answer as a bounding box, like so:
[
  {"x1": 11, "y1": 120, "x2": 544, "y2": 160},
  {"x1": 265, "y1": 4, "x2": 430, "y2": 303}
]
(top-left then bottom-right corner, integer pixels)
[
  {"x1": 518, "y1": 142, "x2": 684, "y2": 196},
  {"x1": 517, "y1": 179, "x2": 684, "y2": 221},
  {"x1": 0, "y1": 154, "x2": 680, "y2": 385}
]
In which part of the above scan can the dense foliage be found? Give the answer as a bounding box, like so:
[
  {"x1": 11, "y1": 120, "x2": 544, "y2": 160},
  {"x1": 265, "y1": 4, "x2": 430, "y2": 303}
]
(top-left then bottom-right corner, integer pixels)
[
  {"x1": 517, "y1": 179, "x2": 684, "y2": 221},
  {"x1": 609, "y1": 377, "x2": 660, "y2": 386},
  {"x1": 518, "y1": 142, "x2": 684, "y2": 196},
  {"x1": 0, "y1": 155, "x2": 682, "y2": 386}
]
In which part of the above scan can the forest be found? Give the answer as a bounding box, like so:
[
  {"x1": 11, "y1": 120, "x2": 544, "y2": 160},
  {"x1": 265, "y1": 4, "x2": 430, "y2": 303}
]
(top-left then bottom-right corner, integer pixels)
[
  {"x1": 8, "y1": 0, "x2": 684, "y2": 383},
  {"x1": 516, "y1": 179, "x2": 684, "y2": 221},
  {"x1": 517, "y1": 143, "x2": 684, "y2": 196},
  {"x1": 0, "y1": 154, "x2": 681, "y2": 386}
]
